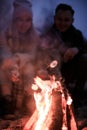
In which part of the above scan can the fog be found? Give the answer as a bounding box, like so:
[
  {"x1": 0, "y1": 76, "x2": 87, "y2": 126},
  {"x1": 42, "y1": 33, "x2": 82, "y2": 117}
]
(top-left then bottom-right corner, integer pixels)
[{"x1": 0, "y1": 0, "x2": 87, "y2": 38}]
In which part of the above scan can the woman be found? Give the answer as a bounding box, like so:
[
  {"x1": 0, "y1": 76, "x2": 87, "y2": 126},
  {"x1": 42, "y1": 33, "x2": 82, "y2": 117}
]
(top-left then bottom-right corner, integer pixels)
[{"x1": 0, "y1": 0, "x2": 40, "y2": 118}]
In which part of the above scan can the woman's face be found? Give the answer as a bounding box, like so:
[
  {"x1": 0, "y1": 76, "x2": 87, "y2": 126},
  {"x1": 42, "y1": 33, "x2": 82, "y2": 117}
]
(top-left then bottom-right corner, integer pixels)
[
  {"x1": 15, "y1": 9, "x2": 32, "y2": 33},
  {"x1": 54, "y1": 9, "x2": 73, "y2": 32}
]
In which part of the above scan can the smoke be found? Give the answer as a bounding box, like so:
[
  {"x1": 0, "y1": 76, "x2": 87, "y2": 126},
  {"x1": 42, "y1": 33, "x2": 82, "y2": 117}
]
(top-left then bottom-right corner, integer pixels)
[
  {"x1": 0, "y1": 0, "x2": 87, "y2": 37},
  {"x1": 31, "y1": 0, "x2": 55, "y2": 35},
  {"x1": 0, "y1": 0, "x2": 14, "y2": 33},
  {"x1": 31, "y1": 0, "x2": 87, "y2": 37}
]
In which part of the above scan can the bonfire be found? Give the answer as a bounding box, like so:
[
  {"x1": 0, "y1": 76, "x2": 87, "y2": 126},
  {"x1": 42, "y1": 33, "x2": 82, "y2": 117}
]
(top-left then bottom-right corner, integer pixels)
[{"x1": 23, "y1": 60, "x2": 78, "y2": 130}]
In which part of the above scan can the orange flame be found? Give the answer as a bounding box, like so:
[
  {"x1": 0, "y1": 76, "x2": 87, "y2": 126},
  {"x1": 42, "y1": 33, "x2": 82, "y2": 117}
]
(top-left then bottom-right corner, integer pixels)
[
  {"x1": 24, "y1": 76, "x2": 60, "y2": 130},
  {"x1": 23, "y1": 76, "x2": 77, "y2": 130}
]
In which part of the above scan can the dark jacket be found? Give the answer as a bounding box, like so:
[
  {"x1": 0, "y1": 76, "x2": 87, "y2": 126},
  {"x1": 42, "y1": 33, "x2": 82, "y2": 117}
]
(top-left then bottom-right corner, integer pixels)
[{"x1": 52, "y1": 25, "x2": 86, "y2": 54}]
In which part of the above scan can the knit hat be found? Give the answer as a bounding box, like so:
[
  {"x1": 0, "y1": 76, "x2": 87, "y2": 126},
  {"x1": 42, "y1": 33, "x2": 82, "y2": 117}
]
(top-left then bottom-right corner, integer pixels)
[{"x1": 13, "y1": 0, "x2": 33, "y2": 18}]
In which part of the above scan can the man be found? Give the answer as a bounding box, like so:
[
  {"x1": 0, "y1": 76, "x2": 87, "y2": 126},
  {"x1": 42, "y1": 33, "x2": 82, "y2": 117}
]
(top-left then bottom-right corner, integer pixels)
[
  {"x1": 54, "y1": 3, "x2": 87, "y2": 92},
  {"x1": 41, "y1": 3, "x2": 87, "y2": 107}
]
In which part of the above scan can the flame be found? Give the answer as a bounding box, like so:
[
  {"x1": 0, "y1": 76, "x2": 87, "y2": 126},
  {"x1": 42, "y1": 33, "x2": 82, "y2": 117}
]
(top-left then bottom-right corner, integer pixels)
[
  {"x1": 24, "y1": 76, "x2": 60, "y2": 130},
  {"x1": 23, "y1": 76, "x2": 77, "y2": 130},
  {"x1": 33, "y1": 77, "x2": 53, "y2": 130}
]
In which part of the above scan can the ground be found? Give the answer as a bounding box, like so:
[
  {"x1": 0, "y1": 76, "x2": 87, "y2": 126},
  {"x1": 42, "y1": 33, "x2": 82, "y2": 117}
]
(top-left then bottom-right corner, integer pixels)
[
  {"x1": 0, "y1": 83, "x2": 87, "y2": 130},
  {"x1": 0, "y1": 98, "x2": 87, "y2": 130}
]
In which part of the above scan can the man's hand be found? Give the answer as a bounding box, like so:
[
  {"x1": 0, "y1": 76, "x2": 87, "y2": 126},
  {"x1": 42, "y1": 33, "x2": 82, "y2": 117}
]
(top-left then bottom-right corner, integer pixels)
[{"x1": 63, "y1": 47, "x2": 79, "y2": 62}]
